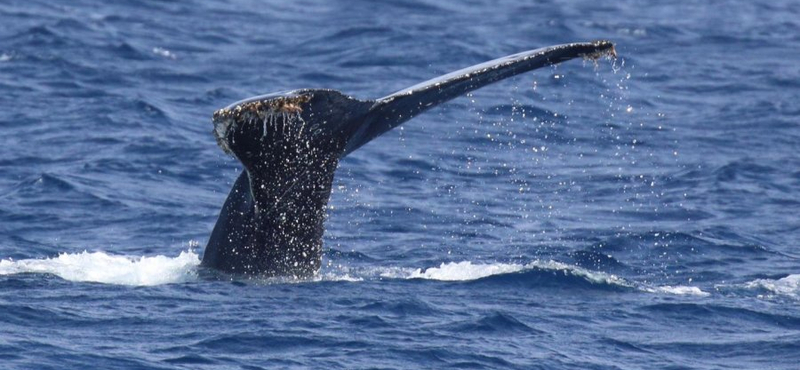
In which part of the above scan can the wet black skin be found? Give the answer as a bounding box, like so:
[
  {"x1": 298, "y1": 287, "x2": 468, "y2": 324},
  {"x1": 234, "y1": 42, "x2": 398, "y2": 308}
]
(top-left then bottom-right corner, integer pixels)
[{"x1": 201, "y1": 41, "x2": 616, "y2": 277}]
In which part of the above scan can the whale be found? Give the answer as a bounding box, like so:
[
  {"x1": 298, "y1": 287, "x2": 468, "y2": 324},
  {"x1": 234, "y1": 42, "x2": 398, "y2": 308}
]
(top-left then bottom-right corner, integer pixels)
[{"x1": 201, "y1": 41, "x2": 616, "y2": 277}]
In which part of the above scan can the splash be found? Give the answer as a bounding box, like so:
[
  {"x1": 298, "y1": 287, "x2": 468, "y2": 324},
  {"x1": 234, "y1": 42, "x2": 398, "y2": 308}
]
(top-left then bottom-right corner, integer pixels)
[{"x1": 0, "y1": 250, "x2": 200, "y2": 286}]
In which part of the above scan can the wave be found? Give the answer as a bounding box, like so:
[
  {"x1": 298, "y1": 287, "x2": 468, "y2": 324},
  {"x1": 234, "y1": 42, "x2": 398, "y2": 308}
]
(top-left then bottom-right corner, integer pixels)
[
  {"x1": 420, "y1": 260, "x2": 629, "y2": 286},
  {"x1": 0, "y1": 250, "x2": 200, "y2": 286},
  {"x1": 0, "y1": 251, "x2": 708, "y2": 297},
  {"x1": 642, "y1": 285, "x2": 710, "y2": 297},
  {"x1": 375, "y1": 260, "x2": 708, "y2": 296},
  {"x1": 744, "y1": 274, "x2": 799, "y2": 299},
  {"x1": 400, "y1": 261, "x2": 530, "y2": 281}
]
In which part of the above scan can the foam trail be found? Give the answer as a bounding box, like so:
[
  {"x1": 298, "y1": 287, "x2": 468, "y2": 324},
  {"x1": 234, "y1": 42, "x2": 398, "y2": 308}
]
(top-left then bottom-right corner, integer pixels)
[{"x1": 0, "y1": 250, "x2": 200, "y2": 286}]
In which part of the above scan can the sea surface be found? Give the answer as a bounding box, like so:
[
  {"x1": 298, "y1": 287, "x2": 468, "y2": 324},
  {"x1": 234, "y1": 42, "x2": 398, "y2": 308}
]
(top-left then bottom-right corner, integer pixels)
[{"x1": 1, "y1": 0, "x2": 798, "y2": 369}]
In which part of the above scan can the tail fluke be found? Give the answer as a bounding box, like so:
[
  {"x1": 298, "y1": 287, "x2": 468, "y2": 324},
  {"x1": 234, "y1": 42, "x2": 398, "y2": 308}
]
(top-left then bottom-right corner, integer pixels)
[{"x1": 343, "y1": 41, "x2": 615, "y2": 155}]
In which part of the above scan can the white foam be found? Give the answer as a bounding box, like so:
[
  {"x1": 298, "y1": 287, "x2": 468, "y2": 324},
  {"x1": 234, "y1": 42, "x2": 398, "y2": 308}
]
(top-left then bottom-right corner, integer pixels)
[
  {"x1": 527, "y1": 260, "x2": 631, "y2": 287},
  {"x1": 745, "y1": 274, "x2": 799, "y2": 298},
  {"x1": 316, "y1": 273, "x2": 363, "y2": 282},
  {"x1": 376, "y1": 260, "x2": 631, "y2": 287},
  {"x1": 0, "y1": 251, "x2": 720, "y2": 297},
  {"x1": 645, "y1": 285, "x2": 710, "y2": 297},
  {"x1": 0, "y1": 250, "x2": 200, "y2": 286},
  {"x1": 152, "y1": 47, "x2": 176, "y2": 59},
  {"x1": 372, "y1": 260, "x2": 715, "y2": 297},
  {"x1": 407, "y1": 261, "x2": 525, "y2": 281},
  {"x1": 314, "y1": 265, "x2": 364, "y2": 282}
]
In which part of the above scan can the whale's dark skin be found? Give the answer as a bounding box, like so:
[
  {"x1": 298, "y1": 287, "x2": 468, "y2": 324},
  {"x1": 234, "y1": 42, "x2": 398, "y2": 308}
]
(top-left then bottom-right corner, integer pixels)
[{"x1": 201, "y1": 41, "x2": 616, "y2": 277}]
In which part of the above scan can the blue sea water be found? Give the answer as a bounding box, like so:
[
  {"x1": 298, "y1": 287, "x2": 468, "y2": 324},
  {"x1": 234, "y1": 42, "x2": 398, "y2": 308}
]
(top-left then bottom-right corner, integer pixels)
[{"x1": 1, "y1": 0, "x2": 799, "y2": 368}]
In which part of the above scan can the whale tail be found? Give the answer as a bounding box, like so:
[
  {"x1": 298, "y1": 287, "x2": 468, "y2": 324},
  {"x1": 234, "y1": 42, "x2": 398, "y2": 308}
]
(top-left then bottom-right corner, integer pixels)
[
  {"x1": 202, "y1": 41, "x2": 616, "y2": 276},
  {"x1": 344, "y1": 40, "x2": 615, "y2": 155}
]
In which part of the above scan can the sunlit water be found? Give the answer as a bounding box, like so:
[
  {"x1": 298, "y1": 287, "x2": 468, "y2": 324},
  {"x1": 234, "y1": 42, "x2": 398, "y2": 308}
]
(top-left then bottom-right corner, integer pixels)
[{"x1": 1, "y1": 0, "x2": 798, "y2": 369}]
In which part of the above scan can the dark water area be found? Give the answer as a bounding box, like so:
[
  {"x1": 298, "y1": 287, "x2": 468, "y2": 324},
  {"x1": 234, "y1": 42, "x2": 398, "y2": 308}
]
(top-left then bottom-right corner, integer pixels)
[{"x1": 1, "y1": 0, "x2": 798, "y2": 369}]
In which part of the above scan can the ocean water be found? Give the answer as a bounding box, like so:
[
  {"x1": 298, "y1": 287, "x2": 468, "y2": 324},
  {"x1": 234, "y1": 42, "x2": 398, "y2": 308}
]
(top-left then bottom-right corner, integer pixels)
[{"x1": 1, "y1": 0, "x2": 798, "y2": 368}]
